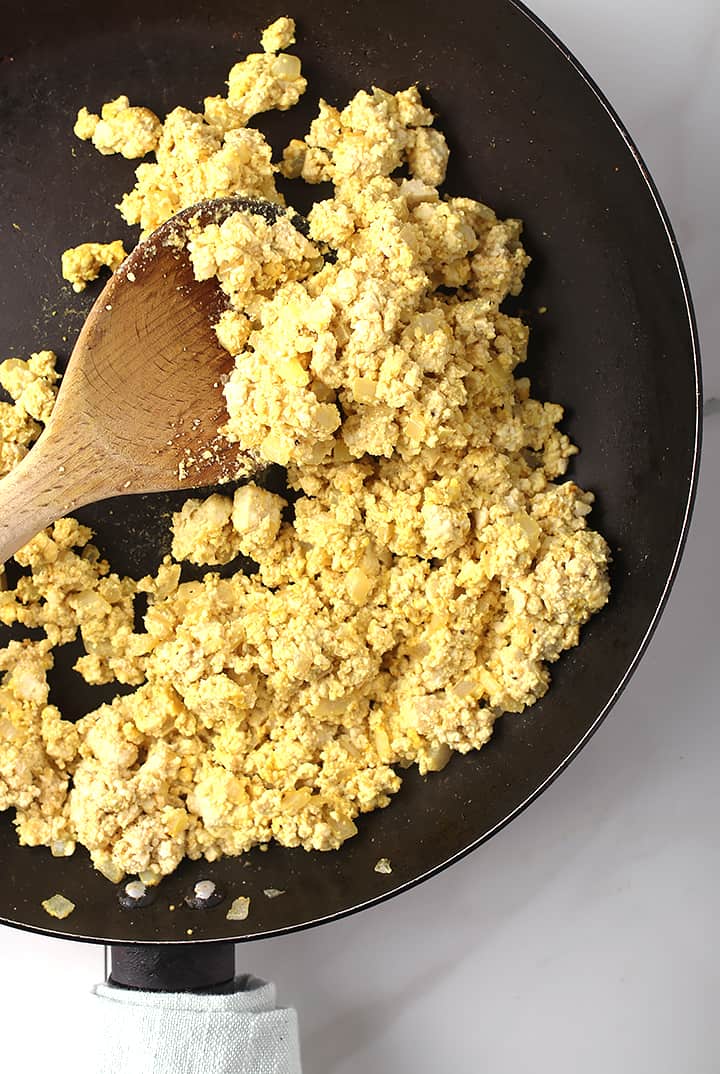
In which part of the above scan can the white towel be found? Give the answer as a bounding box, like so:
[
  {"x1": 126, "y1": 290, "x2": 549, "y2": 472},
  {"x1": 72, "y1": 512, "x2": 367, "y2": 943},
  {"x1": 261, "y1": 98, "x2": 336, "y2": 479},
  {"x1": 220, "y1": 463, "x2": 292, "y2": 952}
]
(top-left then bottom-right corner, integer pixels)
[{"x1": 92, "y1": 975, "x2": 301, "y2": 1074}]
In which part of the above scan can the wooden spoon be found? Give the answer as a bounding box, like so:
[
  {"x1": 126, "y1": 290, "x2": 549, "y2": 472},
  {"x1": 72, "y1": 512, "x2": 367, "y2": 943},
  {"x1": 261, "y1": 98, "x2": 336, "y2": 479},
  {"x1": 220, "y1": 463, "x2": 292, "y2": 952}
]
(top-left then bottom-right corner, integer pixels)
[{"x1": 0, "y1": 196, "x2": 286, "y2": 566}]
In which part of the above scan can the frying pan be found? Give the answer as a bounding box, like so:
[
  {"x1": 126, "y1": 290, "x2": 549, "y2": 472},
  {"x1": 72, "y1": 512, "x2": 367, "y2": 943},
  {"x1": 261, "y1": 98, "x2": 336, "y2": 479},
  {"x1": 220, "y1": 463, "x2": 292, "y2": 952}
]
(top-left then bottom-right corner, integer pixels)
[{"x1": 0, "y1": 0, "x2": 700, "y2": 1033}]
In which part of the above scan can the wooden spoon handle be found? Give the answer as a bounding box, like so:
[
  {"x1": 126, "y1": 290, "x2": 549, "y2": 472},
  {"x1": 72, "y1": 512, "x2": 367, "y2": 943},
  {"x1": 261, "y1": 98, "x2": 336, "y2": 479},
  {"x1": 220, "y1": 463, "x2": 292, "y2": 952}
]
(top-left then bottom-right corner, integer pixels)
[{"x1": 0, "y1": 427, "x2": 116, "y2": 565}]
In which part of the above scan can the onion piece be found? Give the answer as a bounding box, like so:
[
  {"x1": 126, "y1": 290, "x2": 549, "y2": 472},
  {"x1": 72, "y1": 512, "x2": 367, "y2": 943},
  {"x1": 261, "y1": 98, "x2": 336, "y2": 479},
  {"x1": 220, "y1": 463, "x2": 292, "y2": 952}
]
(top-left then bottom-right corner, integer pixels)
[
  {"x1": 41, "y1": 894, "x2": 75, "y2": 920},
  {"x1": 226, "y1": 896, "x2": 250, "y2": 921}
]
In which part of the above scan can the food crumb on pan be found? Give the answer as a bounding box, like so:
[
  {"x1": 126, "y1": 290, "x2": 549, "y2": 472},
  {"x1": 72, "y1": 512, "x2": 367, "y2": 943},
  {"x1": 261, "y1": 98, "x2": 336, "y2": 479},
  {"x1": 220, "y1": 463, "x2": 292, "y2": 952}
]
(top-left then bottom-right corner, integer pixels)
[
  {"x1": 226, "y1": 896, "x2": 251, "y2": 921},
  {"x1": 263, "y1": 888, "x2": 286, "y2": 899},
  {"x1": 41, "y1": 894, "x2": 75, "y2": 920},
  {"x1": 374, "y1": 858, "x2": 392, "y2": 875}
]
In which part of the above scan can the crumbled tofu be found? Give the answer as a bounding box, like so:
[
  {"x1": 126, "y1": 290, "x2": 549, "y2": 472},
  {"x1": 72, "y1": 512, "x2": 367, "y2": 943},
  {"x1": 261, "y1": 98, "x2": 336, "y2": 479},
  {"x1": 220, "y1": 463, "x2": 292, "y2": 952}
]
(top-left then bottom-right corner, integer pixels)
[
  {"x1": 0, "y1": 16, "x2": 610, "y2": 884},
  {"x1": 74, "y1": 96, "x2": 162, "y2": 159},
  {"x1": 74, "y1": 106, "x2": 99, "y2": 141},
  {"x1": 1, "y1": 519, "x2": 144, "y2": 684},
  {"x1": 187, "y1": 209, "x2": 321, "y2": 314},
  {"x1": 226, "y1": 52, "x2": 306, "y2": 120},
  {"x1": 108, "y1": 26, "x2": 305, "y2": 238},
  {"x1": 280, "y1": 86, "x2": 447, "y2": 186},
  {"x1": 231, "y1": 484, "x2": 285, "y2": 557},
  {"x1": 171, "y1": 493, "x2": 242, "y2": 566},
  {"x1": 61, "y1": 240, "x2": 127, "y2": 292},
  {"x1": 261, "y1": 16, "x2": 296, "y2": 53},
  {"x1": 0, "y1": 350, "x2": 59, "y2": 478},
  {"x1": 374, "y1": 857, "x2": 392, "y2": 874},
  {"x1": 406, "y1": 127, "x2": 450, "y2": 187},
  {"x1": 120, "y1": 107, "x2": 281, "y2": 238},
  {"x1": 0, "y1": 401, "x2": 39, "y2": 478},
  {"x1": 0, "y1": 350, "x2": 59, "y2": 424}
]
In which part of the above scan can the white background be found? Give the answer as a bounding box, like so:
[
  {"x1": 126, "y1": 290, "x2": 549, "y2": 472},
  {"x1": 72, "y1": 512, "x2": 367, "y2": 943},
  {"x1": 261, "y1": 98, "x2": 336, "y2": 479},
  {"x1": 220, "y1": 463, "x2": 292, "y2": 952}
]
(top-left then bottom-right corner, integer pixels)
[{"x1": 2, "y1": 1, "x2": 718, "y2": 1071}]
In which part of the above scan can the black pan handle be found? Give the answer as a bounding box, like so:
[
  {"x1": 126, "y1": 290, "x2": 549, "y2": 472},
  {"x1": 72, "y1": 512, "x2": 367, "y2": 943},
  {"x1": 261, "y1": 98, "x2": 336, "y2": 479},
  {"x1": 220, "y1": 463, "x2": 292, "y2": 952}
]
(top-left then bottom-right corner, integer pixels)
[{"x1": 107, "y1": 942, "x2": 235, "y2": 991}]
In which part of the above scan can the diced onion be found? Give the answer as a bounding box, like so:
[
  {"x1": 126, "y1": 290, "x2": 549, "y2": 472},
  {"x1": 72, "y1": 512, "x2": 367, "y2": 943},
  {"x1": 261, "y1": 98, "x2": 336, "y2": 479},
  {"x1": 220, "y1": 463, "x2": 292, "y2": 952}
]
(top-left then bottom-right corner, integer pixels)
[
  {"x1": 271, "y1": 54, "x2": 301, "y2": 80},
  {"x1": 226, "y1": 896, "x2": 250, "y2": 921},
  {"x1": 96, "y1": 859, "x2": 125, "y2": 884},
  {"x1": 42, "y1": 894, "x2": 75, "y2": 920},
  {"x1": 138, "y1": 869, "x2": 161, "y2": 887}
]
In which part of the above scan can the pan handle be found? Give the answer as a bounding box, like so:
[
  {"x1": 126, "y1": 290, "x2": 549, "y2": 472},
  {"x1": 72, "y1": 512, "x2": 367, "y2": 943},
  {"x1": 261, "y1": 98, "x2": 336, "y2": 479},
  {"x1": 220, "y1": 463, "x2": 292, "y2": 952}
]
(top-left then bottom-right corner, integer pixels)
[
  {"x1": 108, "y1": 942, "x2": 236, "y2": 991},
  {"x1": 90, "y1": 944, "x2": 302, "y2": 1073}
]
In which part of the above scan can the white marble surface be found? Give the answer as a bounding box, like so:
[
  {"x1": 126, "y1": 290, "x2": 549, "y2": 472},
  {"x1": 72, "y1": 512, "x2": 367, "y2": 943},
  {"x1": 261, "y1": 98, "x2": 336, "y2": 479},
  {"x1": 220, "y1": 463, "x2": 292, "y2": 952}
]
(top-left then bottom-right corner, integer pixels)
[{"x1": 2, "y1": 1, "x2": 718, "y2": 1071}]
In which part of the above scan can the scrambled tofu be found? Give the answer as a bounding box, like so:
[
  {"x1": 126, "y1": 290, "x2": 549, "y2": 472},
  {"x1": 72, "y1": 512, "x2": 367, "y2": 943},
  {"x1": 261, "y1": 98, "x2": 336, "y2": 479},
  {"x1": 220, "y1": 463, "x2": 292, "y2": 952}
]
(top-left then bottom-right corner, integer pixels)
[
  {"x1": 61, "y1": 240, "x2": 127, "y2": 292},
  {"x1": 281, "y1": 86, "x2": 449, "y2": 186},
  {"x1": 261, "y1": 16, "x2": 296, "y2": 53},
  {"x1": 74, "y1": 96, "x2": 162, "y2": 159},
  {"x1": 0, "y1": 351, "x2": 59, "y2": 478},
  {"x1": 0, "y1": 19, "x2": 610, "y2": 884}
]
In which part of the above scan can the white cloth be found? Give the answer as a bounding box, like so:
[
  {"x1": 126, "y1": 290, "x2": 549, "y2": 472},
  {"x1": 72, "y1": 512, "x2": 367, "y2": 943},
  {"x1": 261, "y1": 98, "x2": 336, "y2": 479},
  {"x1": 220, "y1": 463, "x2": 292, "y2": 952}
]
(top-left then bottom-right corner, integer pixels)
[{"x1": 92, "y1": 975, "x2": 301, "y2": 1074}]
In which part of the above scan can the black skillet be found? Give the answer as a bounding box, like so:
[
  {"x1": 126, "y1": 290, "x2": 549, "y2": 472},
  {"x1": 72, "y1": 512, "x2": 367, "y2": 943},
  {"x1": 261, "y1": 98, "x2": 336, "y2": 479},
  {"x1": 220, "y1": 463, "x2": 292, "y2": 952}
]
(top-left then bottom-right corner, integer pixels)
[{"x1": 0, "y1": 0, "x2": 701, "y2": 996}]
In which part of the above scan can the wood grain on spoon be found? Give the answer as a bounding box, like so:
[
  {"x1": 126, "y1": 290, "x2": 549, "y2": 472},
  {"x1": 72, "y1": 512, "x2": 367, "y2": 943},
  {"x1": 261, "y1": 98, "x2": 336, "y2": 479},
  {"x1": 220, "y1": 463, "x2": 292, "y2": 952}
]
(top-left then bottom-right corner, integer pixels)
[{"x1": 0, "y1": 197, "x2": 278, "y2": 566}]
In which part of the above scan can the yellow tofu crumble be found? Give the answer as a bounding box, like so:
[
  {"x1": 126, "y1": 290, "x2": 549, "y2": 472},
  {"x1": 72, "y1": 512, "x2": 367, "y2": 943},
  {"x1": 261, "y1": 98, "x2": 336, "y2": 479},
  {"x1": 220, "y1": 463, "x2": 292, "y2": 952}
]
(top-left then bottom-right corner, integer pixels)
[
  {"x1": 261, "y1": 16, "x2": 296, "y2": 54},
  {"x1": 73, "y1": 96, "x2": 162, "y2": 159},
  {"x1": 0, "y1": 350, "x2": 59, "y2": 478},
  {"x1": 0, "y1": 17, "x2": 610, "y2": 884},
  {"x1": 61, "y1": 240, "x2": 127, "y2": 292}
]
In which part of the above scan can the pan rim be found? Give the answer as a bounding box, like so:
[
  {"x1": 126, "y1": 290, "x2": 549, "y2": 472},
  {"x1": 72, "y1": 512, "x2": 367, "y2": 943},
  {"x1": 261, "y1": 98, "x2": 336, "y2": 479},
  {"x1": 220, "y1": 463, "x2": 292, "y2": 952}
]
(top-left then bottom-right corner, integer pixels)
[{"x1": 0, "y1": 0, "x2": 702, "y2": 947}]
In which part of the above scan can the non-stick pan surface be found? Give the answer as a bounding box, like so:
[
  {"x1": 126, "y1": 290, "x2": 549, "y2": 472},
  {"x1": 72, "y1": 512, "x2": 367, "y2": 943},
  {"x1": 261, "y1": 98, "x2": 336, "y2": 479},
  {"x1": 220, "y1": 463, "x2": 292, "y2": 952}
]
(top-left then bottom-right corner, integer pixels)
[{"x1": 0, "y1": 0, "x2": 700, "y2": 944}]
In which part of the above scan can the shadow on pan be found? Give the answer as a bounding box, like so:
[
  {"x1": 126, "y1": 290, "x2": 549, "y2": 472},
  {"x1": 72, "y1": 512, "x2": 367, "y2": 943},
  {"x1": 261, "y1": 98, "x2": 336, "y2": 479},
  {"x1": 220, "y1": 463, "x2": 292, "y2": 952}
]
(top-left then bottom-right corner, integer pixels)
[{"x1": 0, "y1": 0, "x2": 701, "y2": 948}]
